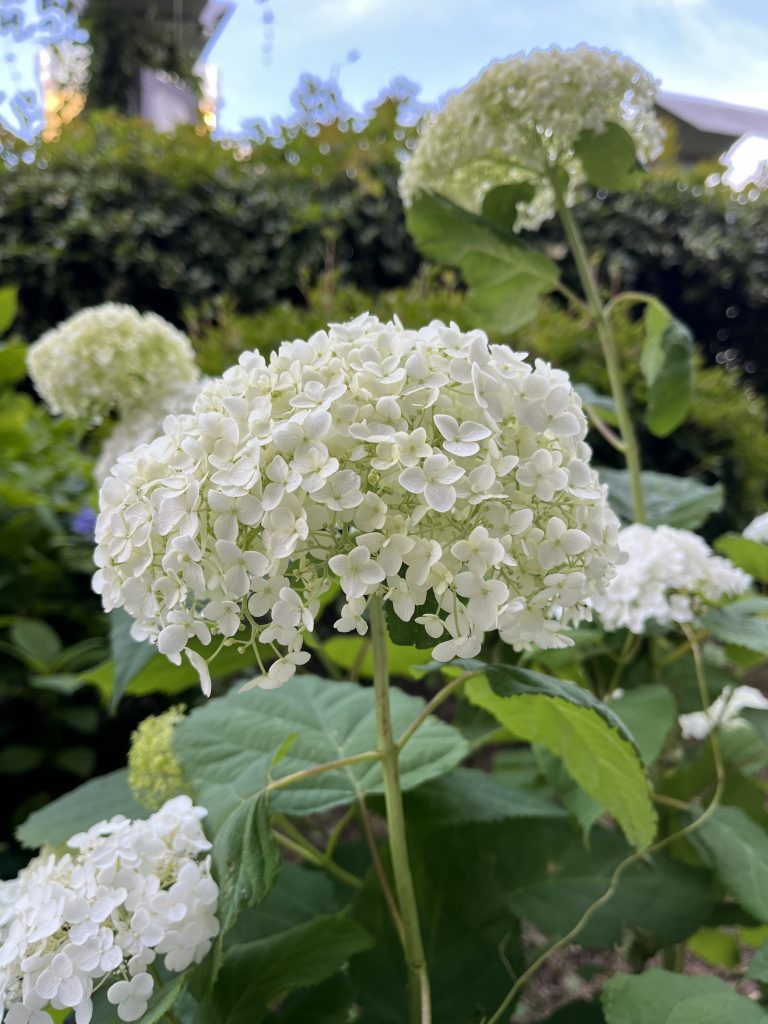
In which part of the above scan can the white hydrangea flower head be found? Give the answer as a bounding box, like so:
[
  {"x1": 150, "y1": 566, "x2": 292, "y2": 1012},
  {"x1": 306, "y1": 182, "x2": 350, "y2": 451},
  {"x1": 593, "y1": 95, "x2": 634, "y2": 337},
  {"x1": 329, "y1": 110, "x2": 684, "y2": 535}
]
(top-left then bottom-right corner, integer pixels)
[
  {"x1": 679, "y1": 685, "x2": 768, "y2": 740},
  {"x1": 744, "y1": 511, "x2": 768, "y2": 544},
  {"x1": 592, "y1": 523, "x2": 751, "y2": 633},
  {"x1": 93, "y1": 314, "x2": 621, "y2": 693},
  {"x1": 0, "y1": 796, "x2": 218, "y2": 1024},
  {"x1": 27, "y1": 304, "x2": 199, "y2": 422},
  {"x1": 399, "y1": 44, "x2": 665, "y2": 230},
  {"x1": 95, "y1": 380, "x2": 207, "y2": 485}
]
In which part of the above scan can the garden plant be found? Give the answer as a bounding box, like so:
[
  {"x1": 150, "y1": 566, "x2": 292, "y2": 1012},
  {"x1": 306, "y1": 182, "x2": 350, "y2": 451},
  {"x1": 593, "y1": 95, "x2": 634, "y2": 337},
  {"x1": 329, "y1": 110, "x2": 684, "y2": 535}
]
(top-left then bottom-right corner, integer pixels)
[{"x1": 2, "y1": 43, "x2": 768, "y2": 1024}]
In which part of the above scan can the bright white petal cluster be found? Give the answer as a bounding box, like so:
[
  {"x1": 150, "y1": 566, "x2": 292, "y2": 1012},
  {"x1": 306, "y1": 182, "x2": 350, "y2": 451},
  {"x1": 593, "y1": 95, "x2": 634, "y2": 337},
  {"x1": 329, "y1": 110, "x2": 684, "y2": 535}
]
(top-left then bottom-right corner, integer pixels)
[
  {"x1": 95, "y1": 381, "x2": 206, "y2": 486},
  {"x1": 93, "y1": 314, "x2": 621, "y2": 692},
  {"x1": 399, "y1": 44, "x2": 664, "y2": 230},
  {"x1": 593, "y1": 524, "x2": 751, "y2": 633},
  {"x1": 679, "y1": 685, "x2": 768, "y2": 740},
  {"x1": 27, "y1": 304, "x2": 199, "y2": 421},
  {"x1": 0, "y1": 797, "x2": 218, "y2": 1024},
  {"x1": 744, "y1": 512, "x2": 768, "y2": 544}
]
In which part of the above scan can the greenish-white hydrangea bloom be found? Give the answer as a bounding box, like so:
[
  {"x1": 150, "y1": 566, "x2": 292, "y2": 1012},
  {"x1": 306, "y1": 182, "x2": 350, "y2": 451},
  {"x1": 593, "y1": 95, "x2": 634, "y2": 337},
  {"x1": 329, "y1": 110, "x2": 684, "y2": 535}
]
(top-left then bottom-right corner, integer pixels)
[
  {"x1": 399, "y1": 45, "x2": 665, "y2": 230},
  {"x1": 27, "y1": 303, "x2": 199, "y2": 421},
  {"x1": 127, "y1": 705, "x2": 187, "y2": 810},
  {"x1": 93, "y1": 314, "x2": 621, "y2": 694}
]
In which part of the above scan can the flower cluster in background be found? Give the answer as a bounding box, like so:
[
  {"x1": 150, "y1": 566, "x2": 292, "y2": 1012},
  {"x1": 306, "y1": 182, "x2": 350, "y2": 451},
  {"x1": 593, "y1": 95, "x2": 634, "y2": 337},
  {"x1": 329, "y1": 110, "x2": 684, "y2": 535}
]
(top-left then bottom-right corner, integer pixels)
[
  {"x1": 0, "y1": 797, "x2": 218, "y2": 1024},
  {"x1": 127, "y1": 706, "x2": 187, "y2": 811},
  {"x1": 94, "y1": 381, "x2": 206, "y2": 485},
  {"x1": 27, "y1": 304, "x2": 199, "y2": 422},
  {"x1": 679, "y1": 684, "x2": 768, "y2": 740},
  {"x1": 399, "y1": 44, "x2": 664, "y2": 230},
  {"x1": 744, "y1": 511, "x2": 768, "y2": 544},
  {"x1": 93, "y1": 313, "x2": 621, "y2": 692},
  {"x1": 592, "y1": 524, "x2": 751, "y2": 633}
]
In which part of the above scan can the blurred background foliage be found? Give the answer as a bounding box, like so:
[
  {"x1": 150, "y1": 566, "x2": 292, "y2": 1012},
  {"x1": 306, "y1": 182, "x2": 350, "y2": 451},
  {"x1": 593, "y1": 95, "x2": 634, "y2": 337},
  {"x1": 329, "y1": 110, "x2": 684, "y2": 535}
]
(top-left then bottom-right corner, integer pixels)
[{"x1": 1, "y1": 84, "x2": 768, "y2": 872}]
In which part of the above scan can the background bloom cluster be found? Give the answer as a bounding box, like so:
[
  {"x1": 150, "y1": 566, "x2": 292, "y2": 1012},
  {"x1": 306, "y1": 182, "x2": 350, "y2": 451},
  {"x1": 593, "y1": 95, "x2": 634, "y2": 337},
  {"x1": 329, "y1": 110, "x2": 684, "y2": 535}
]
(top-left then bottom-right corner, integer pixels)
[{"x1": 0, "y1": 797, "x2": 219, "y2": 1024}]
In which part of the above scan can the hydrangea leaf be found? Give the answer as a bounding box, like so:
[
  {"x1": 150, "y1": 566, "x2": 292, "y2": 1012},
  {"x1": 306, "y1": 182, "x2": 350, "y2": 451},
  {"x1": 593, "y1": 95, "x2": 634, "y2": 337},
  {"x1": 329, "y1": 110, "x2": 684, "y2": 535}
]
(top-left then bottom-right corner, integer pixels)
[
  {"x1": 0, "y1": 284, "x2": 18, "y2": 336},
  {"x1": 598, "y1": 467, "x2": 723, "y2": 529},
  {"x1": 602, "y1": 969, "x2": 766, "y2": 1024},
  {"x1": 465, "y1": 667, "x2": 656, "y2": 848},
  {"x1": 175, "y1": 674, "x2": 469, "y2": 827},
  {"x1": 109, "y1": 608, "x2": 157, "y2": 711},
  {"x1": 699, "y1": 597, "x2": 768, "y2": 658},
  {"x1": 608, "y1": 685, "x2": 677, "y2": 766},
  {"x1": 481, "y1": 182, "x2": 537, "y2": 231},
  {"x1": 692, "y1": 804, "x2": 768, "y2": 922},
  {"x1": 406, "y1": 190, "x2": 559, "y2": 331},
  {"x1": 574, "y1": 122, "x2": 643, "y2": 191},
  {"x1": 16, "y1": 768, "x2": 148, "y2": 849},
  {"x1": 714, "y1": 534, "x2": 768, "y2": 584},
  {"x1": 639, "y1": 305, "x2": 694, "y2": 438}
]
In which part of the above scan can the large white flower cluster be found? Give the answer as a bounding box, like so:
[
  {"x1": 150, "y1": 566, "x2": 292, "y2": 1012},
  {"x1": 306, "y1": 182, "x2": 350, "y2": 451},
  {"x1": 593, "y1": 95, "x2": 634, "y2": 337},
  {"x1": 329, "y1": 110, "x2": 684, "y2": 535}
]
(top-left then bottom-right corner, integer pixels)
[
  {"x1": 93, "y1": 314, "x2": 620, "y2": 692},
  {"x1": 399, "y1": 45, "x2": 664, "y2": 231},
  {"x1": 592, "y1": 524, "x2": 751, "y2": 633},
  {"x1": 95, "y1": 381, "x2": 206, "y2": 486},
  {"x1": 0, "y1": 796, "x2": 218, "y2": 1024},
  {"x1": 27, "y1": 304, "x2": 199, "y2": 421},
  {"x1": 744, "y1": 512, "x2": 768, "y2": 544}
]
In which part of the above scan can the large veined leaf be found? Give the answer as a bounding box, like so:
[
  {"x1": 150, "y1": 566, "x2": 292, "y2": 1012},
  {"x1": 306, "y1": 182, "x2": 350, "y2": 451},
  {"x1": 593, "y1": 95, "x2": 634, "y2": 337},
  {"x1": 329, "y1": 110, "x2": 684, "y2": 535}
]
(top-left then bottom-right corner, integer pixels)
[
  {"x1": 175, "y1": 674, "x2": 469, "y2": 828},
  {"x1": 692, "y1": 805, "x2": 768, "y2": 922},
  {"x1": 574, "y1": 122, "x2": 642, "y2": 191},
  {"x1": 609, "y1": 685, "x2": 677, "y2": 766},
  {"x1": 599, "y1": 467, "x2": 723, "y2": 529},
  {"x1": 502, "y1": 826, "x2": 713, "y2": 949},
  {"x1": 714, "y1": 534, "x2": 768, "y2": 584},
  {"x1": 199, "y1": 866, "x2": 373, "y2": 1024},
  {"x1": 404, "y1": 766, "x2": 566, "y2": 826},
  {"x1": 700, "y1": 597, "x2": 768, "y2": 658},
  {"x1": 16, "y1": 769, "x2": 148, "y2": 849},
  {"x1": 406, "y1": 190, "x2": 559, "y2": 331},
  {"x1": 639, "y1": 304, "x2": 694, "y2": 438},
  {"x1": 465, "y1": 665, "x2": 656, "y2": 848},
  {"x1": 602, "y1": 969, "x2": 766, "y2": 1024},
  {"x1": 213, "y1": 793, "x2": 280, "y2": 935}
]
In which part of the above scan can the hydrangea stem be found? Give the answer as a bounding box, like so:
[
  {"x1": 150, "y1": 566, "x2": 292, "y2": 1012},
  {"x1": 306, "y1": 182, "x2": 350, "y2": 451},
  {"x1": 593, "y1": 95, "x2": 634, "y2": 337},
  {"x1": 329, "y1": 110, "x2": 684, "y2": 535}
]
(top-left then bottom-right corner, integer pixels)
[
  {"x1": 370, "y1": 595, "x2": 432, "y2": 1024},
  {"x1": 553, "y1": 189, "x2": 646, "y2": 524}
]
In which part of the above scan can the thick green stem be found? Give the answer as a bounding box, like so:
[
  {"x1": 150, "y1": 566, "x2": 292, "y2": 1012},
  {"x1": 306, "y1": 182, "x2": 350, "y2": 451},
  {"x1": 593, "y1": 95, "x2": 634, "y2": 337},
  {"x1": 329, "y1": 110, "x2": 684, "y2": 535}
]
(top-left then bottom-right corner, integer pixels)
[
  {"x1": 370, "y1": 596, "x2": 431, "y2": 1024},
  {"x1": 554, "y1": 194, "x2": 646, "y2": 524}
]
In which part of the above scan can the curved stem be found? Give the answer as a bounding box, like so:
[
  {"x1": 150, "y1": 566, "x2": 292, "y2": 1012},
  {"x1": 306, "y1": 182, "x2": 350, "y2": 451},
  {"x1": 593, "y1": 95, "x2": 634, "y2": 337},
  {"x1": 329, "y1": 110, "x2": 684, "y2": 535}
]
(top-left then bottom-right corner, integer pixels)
[
  {"x1": 482, "y1": 626, "x2": 726, "y2": 1024},
  {"x1": 370, "y1": 595, "x2": 431, "y2": 1024},
  {"x1": 553, "y1": 193, "x2": 645, "y2": 523},
  {"x1": 266, "y1": 749, "x2": 379, "y2": 792},
  {"x1": 397, "y1": 669, "x2": 478, "y2": 751},
  {"x1": 272, "y1": 823, "x2": 364, "y2": 890}
]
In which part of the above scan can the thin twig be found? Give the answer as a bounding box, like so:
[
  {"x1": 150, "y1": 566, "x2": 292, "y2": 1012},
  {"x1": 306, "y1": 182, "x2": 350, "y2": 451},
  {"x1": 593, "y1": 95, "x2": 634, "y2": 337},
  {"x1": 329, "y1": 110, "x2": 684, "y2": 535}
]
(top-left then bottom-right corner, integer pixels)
[
  {"x1": 356, "y1": 796, "x2": 406, "y2": 946},
  {"x1": 272, "y1": 827, "x2": 364, "y2": 890},
  {"x1": 397, "y1": 670, "x2": 478, "y2": 751},
  {"x1": 266, "y1": 749, "x2": 380, "y2": 793}
]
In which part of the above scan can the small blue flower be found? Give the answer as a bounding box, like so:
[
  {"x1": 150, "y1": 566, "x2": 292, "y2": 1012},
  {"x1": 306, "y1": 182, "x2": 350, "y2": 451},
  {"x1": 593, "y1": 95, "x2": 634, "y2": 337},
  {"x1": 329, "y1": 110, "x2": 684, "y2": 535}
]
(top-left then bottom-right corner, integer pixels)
[{"x1": 70, "y1": 507, "x2": 97, "y2": 539}]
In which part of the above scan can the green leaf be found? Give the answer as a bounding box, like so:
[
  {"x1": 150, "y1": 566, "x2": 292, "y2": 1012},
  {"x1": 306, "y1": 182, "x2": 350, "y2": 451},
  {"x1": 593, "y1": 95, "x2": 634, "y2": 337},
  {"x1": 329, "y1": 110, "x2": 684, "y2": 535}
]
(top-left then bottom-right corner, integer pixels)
[
  {"x1": 639, "y1": 309, "x2": 694, "y2": 438},
  {"x1": 322, "y1": 635, "x2": 427, "y2": 677},
  {"x1": 609, "y1": 685, "x2": 676, "y2": 766},
  {"x1": 135, "y1": 975, "x2": 187, "y2": 1024},
  {"x1": 0, "y1": 285, "x2": 18, "y2": 336},
  {"x1": 406, "y1": 190, "x2": 559, "y2": 331},
  {"x1": 465, "y1": 665, "x2": 656, "y2": 848},
  {"x1": 16, "y1": 769, "x2": 148, "y2": 849},
  {"x1": 384, "y1": 590, "x2": 438, "y2": 649},
  {"x1": 263, "y1": 974, "x2": 354, "y2": 1024},
  {"x1": 746, "y1": 938, "x2": 768, "y2": 982},
  {"x1": 175, "y1": 674, "x2": 469, "y2": 826},
  {"x1": 0, "y1": 341, "x2": 27, "y2": 385},
  {"x1": 109, "y1": 609, "x2": 157, "y2": 711},
  {"x1": 203, "y1": 869, "x2": 373, "y2": 1024},
  {"x1": 575, "y1": 383, "x2": 619, "y2": 426},
  {"x1": 504, "y1": 827, "x2": 713, "y2": 949},
  {"x1": 0, "y1": 745, "x2": 44, "y2": 774},
  {"x1": 602, "y1": 970, "x2": 766, "y2": 1024},
  {"x1": 574, "y1": 122, "x2": 641, "y2": 191},
  {"x1": 10, "y1": 618, "x2": 62, "y2": 668},
  {"x1": 700, "y1": 598, "x2": 768, "y2": 658},
  {"x1": 214, "y1": 793, "x2": 280, "y2": 935},
  {"x1": 693, "y1": 804, "x2": 768, "y2": 922},
  {"x1": 599, "y1": 467, "x2": 724, "y2": 529},
  {"x1": 714, "y1": 534, "x2": 768, "y2": 583},
  {"x1": 481, "y1": 181, "x2": 536, "y2": 231},
  {"x1": 687, "y1": 926, "x2": 740, "y2": 968},
  {"x1": 404, "y1": 766, "x2": 566, "y2": 826}
]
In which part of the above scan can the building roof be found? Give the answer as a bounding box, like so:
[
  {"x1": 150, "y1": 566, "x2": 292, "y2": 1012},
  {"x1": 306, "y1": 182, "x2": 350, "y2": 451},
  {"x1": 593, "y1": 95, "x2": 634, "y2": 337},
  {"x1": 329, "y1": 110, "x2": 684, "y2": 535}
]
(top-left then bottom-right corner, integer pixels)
[{"x1": 657, "y1": 91, "x2": 768, "y2": 141}]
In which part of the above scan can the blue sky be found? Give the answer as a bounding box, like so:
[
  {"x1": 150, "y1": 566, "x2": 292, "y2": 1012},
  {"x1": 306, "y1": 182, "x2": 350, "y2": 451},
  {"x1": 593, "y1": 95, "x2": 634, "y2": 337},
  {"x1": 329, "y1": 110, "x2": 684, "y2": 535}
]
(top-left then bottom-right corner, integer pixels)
[{"x1": 208, "y1": 0, "x2": 768, "y2": 135}]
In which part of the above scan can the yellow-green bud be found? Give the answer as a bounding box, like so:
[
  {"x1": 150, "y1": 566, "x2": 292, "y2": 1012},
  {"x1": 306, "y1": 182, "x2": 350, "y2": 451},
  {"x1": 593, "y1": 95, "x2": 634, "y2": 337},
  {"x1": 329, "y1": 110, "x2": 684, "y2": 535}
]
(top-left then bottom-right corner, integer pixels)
[{"x1": 127, "y1": 705, "x2": 187, "y2": 810}]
